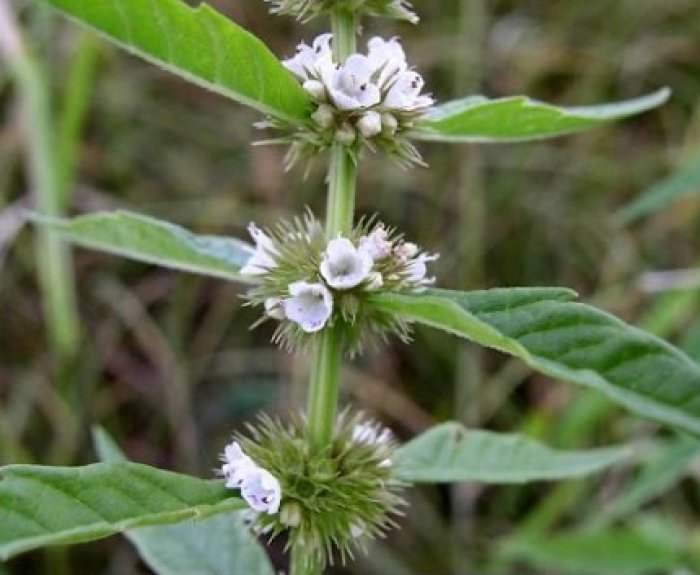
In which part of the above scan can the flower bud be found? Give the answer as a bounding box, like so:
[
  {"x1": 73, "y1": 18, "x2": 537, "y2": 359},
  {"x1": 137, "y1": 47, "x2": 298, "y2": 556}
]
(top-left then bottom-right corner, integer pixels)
[
  {"x1": 381, "y1": 112, "x2": 399, "y2": 135},
  {"x1": 357, "y1": 111, "x2": 382, "y2": 138},
  {"x1": 280, "y1": 501, "x2": 302, "y2": 528},
  {"x1": 303, "y1": 79, "x2": 327, "y2": 101},
  {"x1": 335, "y1": 123, "x2": 357, "y2": 146},
  {"x1": 311, "y1": 104, "x2": 335, "y2": 129}
]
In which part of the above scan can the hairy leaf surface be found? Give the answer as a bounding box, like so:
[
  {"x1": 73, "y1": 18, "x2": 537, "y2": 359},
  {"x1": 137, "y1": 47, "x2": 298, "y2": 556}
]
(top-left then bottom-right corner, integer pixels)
[
  {"x1": 394, "y1": 422, "x2": 630, "y2": 483},
  {"x1": 35, "y1": 211, "x2": 255, "y2": 283},
  {"x1": 36, "y1": 0, "x2": 311, "y2": 122},
  {"x1": 371, "y1": 288, "x2": 700, "y2": 435},
  {"x1": 411, "y1": 88, "x2": 669, "y2": 142}
]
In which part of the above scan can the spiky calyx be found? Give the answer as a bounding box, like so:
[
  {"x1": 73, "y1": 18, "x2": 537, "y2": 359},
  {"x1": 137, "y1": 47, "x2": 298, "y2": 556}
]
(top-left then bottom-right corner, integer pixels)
[
  {"x1": 243, "y1": 213, "x2": 438, "y2": 355},
  {"x1": 235, "y1": 411, "x2": 405, "y2": 569},
  {"x1": 265, "y1": 0, "x2": 418, "y2": 24}
]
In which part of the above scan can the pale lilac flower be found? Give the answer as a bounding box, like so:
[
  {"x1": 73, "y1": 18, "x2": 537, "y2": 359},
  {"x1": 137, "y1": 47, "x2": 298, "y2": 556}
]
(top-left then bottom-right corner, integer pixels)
[
  {"x1": 383, "y1": 70, "x2": 434, "y2": 111},
  {"x1": 283, "y1": 281, "x2": 333, "y2": 333},
  {"x1": 359, "y1": 227, "x2": 392, "y2": 261},
  {"x1": 241, "y1": 223, "x2": 277, "y2": 276},
  {"x1": 405, "y1": 252, "x2": 439, "y2": 286},
  {"x1": 367, "y1": 37, "x2": 407, "y2": 87},
  {"x1": 283, "y1": 33, "x2": 334, "y2": 82},
  {"x1": 240, "y1": 467, "x2": 282, "y2": 515},
  {"x1": 357, "y1": 111, "x2": 383, "y2": 138},
  {"x1": 320, "y1": 238, "x2": 374, "y2": 290},
  {"x1": 394, "y1": 241, "x2": 419, "y2": 261},
  {"x1": 221, "y1": 441, "x2": 258, "y2": 489},
  {"x1": 352, "y1": 422, "x2": 394, "y2": 445},
  {"x1": 329, "y1": 55, "x2": 382, "y2": 111},
  {"x1": 264, "y1": 297, "x2": 286, "y2": 320}
]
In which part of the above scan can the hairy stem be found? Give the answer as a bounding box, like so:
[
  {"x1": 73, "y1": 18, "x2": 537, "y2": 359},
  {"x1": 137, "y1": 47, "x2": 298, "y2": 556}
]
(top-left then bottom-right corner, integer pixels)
[{"x1": 0, "y1": 0, "x2": 81, "y2": 360}]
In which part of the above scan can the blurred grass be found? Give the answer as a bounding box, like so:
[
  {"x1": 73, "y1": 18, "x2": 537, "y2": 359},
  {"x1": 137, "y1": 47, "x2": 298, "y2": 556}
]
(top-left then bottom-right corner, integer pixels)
[{"x1": 1, "y1": 0, "x2": 700, "y2": 573}]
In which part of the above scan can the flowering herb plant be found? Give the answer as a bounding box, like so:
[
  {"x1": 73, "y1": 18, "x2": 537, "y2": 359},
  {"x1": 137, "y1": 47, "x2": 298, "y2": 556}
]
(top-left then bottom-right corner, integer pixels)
[{"x1": 1, "y1": 0, "x2": 698, "y2": 574}]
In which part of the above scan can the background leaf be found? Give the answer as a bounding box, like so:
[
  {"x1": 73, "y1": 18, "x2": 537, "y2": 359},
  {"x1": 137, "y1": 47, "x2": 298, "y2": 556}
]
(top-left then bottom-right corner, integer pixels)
[
  {"x1": 36, "y1": 0, "x2": 311, "y2": 123},
  {"x1": 371, "y1": 288, "x2": 700, "y2": 435},
  {"x1": 617, "y1": 154, "x2": 700, "y2": 223},
  {"x1": 411, "y1": 88, "x2": 670, "y2": 143},
  {"x1": 34, "y1": 211, "x2": 255, "y2": 283},
  {"x1": 0, "y1": 461, "x2": 241, "y2": 560},
  {"x1": 501, "y1": 527, "x2": 684, "y2": 575},
  {"x1": 393, "y1": 422, "x2": 630, "y2": 483},
  {"x1": 94, "y1": 428, "x2": 275, "y2": 575}
]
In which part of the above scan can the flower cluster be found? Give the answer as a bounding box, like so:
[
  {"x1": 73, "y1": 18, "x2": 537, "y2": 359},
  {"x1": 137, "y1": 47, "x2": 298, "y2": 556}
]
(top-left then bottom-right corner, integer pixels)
[
  {"x1": 241, "y1": 213, "x2": 438, "y2": 353},
  {"x1": 220, "y1": 441, "x2": 282, "y2": 515},
  {"x1": 221, "y1": 411, "x2": 405, "y2": 569},
  {"x1": 270, "y1": 35, "x2": 433, "y2": 169},
  {"x1": 265, "y1": 0, "x2": 418, "y2": 24}
]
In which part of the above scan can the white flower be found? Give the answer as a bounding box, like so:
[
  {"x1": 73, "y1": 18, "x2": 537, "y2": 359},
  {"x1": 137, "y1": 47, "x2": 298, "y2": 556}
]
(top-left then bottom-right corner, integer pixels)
[
  {"x1": 405, "y1": 252, "x2": 439, "y2": 285},
  {"x1": 283, "y1": 281, "x2": 333, "y2": 333},
  {"x1": 320, "y1": 237, "x2": 374, "y2": 290},
  {"x1": 329, "y1": 55, "x2": 381, "y2": 111},
  {"x1": 394, "y1": 241, "x2": 419, "y2": 261},
  {"x1": 283, "y1": 33, "x2": 334, "y2": 82},
  {"x1": 264, "y1": 297, "x2": 285, "y2": 320},
  {"x1": 352, "y1": 422, "x2": 394, "y2": 445},
  {"x1": 240, "y1": 223, "x2": 277, "y2": 276},
  {"x1": 367, "y1": 37, "x2": 407, "y2": 87},
  {"x1": 240, "y1": 467, "x2": 282, "y2": 515},
  {"x1": 221, "y1": 441, "x2": 258, "y2": 489},
  {"x1": 383, "y1": 70, "x2": 434, "y2": 111},
  {"x1": 357, "y1": 111, "x2": 383, "y2": 138},
  {"x1": 359, "y1": 227, "x2": 393, "y2": 261}
]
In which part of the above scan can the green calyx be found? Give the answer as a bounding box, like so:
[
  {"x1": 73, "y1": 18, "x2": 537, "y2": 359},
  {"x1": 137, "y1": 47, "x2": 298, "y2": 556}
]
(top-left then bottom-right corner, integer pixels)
[
  {"x1": 264, "y1": 0, "x2": 418, "y2": 24},
  {"x1": 235, "y1": 411, "x2": 406, "y2": 569}
]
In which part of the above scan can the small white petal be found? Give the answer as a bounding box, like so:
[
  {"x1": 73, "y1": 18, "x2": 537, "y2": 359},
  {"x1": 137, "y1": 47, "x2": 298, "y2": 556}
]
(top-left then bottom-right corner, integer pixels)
[
  {"x1": 283, "y1": 281, "x2": 333, "y2": 333},
  {"x1": 303, "y1": 79, "x2": 327, "y2": 101},
  {"x1": 320, "y1": 238, "x2": 374, "y2": 290},
  {"x1": 329, "y1": 55, "x2": 381, "y2": 111},
  {"x1": 221, "y1": 441, "x2": 258, "y2": 489},
  {"x1": 241, "y1": 223, "x2": 277, "y2": 276},
  {"x1": 367, "y1": 36, "x2": 407, "y2": 87},
  {"x1": 359, "y1": 227, "x2": 393, "y2": 261},
  {"x1": 357, "y1": 111, "x2": 383, "y2": 138},
  {"x1": 241, "y1": 468, "x2": 282, "y2": 515},
  {"x1": 383, "y1": 71, "x2": 431, "y2": 111},
  {"x1": 264, "y1": 298, "x2": 286, "y2": 320}
]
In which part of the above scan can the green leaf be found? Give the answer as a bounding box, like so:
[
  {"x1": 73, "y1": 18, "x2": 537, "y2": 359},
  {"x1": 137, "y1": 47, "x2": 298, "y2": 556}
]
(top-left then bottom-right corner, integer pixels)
[
  {"x1": 93, "y1": 428, "x2": 275, "y2": 575},
  {"x1": 393, "y1": 422, "x2": 630, "y2": 483},
  {"x1": 370, "y1": 287, "x2": 700, "y2": 435},
  {"x1": 587, "y1": 435, "x2": 700, "y2": 528},
  {"x1": 0, "y1": 462, "x2": 241, "y2": 560},
  {"x1": 410, "y1": 88, "x2": 670, "y2": 143},
  {"x1": 36, "y1": 0, "x2": 311, "y2": 123},
  {"x1": 617, "y1": 154, "x2": 700, "y2": 223},
  {"x1": 33, "y1": 211, "x2": 256, "y2": 283},
  {"x1": 501, "y1": 528, "x2": 684, "y2": 575}
]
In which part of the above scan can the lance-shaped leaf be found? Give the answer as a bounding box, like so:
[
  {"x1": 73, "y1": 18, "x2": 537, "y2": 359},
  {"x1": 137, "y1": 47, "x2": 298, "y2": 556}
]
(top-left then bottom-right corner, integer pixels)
[
  {"x1": 94, "y1": 429, "x2": 275, "y2": 575},
  {"x1": 370, "y1": 288, "x2": 700, "y2": 435},
  {"x1": 393, "y1": 422, "x2": 630, "y2": 483},
  {"x1": 36, "y1": 0, "x2": 311, "y2": 123},
  {"x1": 410, "y1": 88, "x2": 670, "y2": 143},
  {"x1": 0, "y1": 462, "x2": 242, "y2": 560},
  {"x1": 34, "y1": 211, "x2": 256, "y2": 283}
]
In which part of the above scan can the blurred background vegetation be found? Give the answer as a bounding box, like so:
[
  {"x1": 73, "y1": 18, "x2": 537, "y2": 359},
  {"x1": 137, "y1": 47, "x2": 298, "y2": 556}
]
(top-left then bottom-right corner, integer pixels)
[{"x1": 2, "y1": 0, "x2": 700, "y2": 573}]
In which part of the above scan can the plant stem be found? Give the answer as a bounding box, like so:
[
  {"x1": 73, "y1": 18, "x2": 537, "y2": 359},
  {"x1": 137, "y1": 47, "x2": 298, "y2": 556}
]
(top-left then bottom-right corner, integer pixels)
[
  {"x1": 305, "y1": 9, "x2": 358, "y2": 455},
  {"x1": 0, "y1": 0, "x2": 81, "y2": 361}
]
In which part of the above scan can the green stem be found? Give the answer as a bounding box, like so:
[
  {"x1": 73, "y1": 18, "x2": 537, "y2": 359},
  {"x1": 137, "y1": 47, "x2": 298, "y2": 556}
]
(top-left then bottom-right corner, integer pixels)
[{"x1": 0, "y1": 0, "x2": 81, "y2": 360}]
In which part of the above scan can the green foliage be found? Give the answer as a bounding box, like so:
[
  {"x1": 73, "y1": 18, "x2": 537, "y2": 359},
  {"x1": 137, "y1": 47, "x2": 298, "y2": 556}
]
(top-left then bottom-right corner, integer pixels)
[
  {"x1": 617, "y1": 153, "x2": 700, "y2": 223},
  {"x1": 371, "y1": 288, "x2": 700, "y2": 435},
  {"x1": 35, "y1": 210, "x2": 255, "y2": 283},
  {"x1": 0, "y1": 462, "x2": 242, "y2": 560},
  {"x1": 94, "y1": 428, "x2": 276, "y2": 575},
  {"x1": 36, "y1": 0, "x2": 311, "y2": 123},
  {"x1": 411, "y1": 89, "x2": 670, "y2": 143},
  {"x1": 393, "y1": 422, "x2": 630, "y2": 483},
  {"x1": 501, "y1": 527, "x2": 685, "y2": 575}
]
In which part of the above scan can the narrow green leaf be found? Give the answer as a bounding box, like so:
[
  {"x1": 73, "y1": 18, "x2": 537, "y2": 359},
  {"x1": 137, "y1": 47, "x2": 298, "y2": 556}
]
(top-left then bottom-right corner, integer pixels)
[
  {"x1": 93, "y1": 428, "x2": 275, "y2": 575},
  {"x1": 36, "y1": 0, "x2": 311, "y2": 123},
  {"x1": 33, "y1": 211, "x2": 256, "y2": 283},
  {"x1": 617, "y1": 155, "x2": 700, "y2": 223},
  {"x1": 0, "y1": 462, "x2": 241, "y2": 560},
  {"x1": 410, "y1": 88, "x2": 670, "y2": 143},
  {"x1": 370, "y1": 288, "x2": 700, "y2": 435},
  {"x1": 501, "y1": 528, "x2": 683, "y2": 575},
  {"x1": 393, "y1": 422, "x2": 629, "y2": 483},
  {"x1": 587, "y1": 436, "x2": 700, "y2": 528}
]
